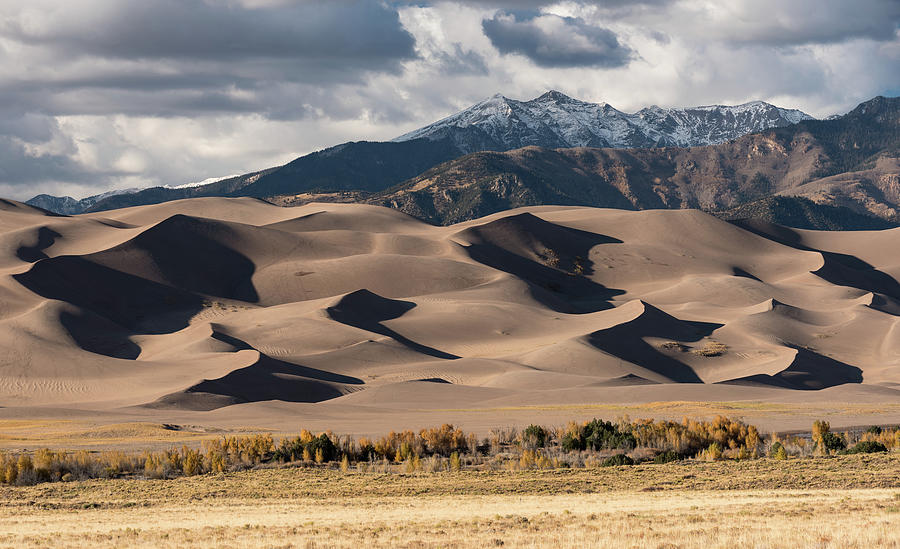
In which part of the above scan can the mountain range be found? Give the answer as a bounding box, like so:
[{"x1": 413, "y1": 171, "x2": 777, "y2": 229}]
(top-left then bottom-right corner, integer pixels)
[
  {"x1": 394, "y1": 91, "x2": 812, "y2": 151},
  {"x1": 369, "y1": 96, "x2": 899, "y2": 226},
  {"x1": 24, "y1": 92, "x2": 900, "y2": 230}
]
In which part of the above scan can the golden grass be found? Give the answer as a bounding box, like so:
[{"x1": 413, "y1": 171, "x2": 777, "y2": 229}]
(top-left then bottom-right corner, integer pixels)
[
  {"x1": 2, "y1": 490, "x2": 898, "y2": 548},
  {"x1": 3, "y1": 405, "x2": 897, "y2": 456},
  {"x1": 0, "y1": 420, "x2": 278, "y2": 451},
  {"x1": 0, "y1": 455, "x2": 898, "y2": 548},
  {"x1": 427, "y1": 400, "x2": 900, "y2": 418}
]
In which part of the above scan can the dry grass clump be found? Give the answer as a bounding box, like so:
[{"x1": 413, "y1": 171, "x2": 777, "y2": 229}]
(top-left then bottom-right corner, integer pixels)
[
  {"x1": 658, "y1": 341, "x2": 688, "y2": 352},
  {"x1": 538, "y1": 248, "x2": 561, "y2": 268},
  {"x1": 691, "y1": 340, "x2": 728, "y2": 357},
  {"x1": 656, "y1": 340, "x2": 726, "y2": 357},
  {"x1": 0, "y1": 449, "x2": 144, "y2": 485}
]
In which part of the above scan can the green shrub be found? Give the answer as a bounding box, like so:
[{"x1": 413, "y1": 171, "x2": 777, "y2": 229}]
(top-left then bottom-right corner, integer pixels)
[
  {"x1": 273, "y1": 438, "x2": 303, "y2": 462},
  {"x1": 843, "y1": 441, "x2": 888, "y2": 454},
  {"x1": 274, "y1": 433, "x2": 337, "y2": 463},
  {"x1": 820, "y1": 432, "x2": 846, "y2": 453},
  {"x1": 769, "y1": 441, "x2": 788, "y2": 460},
  {"x1": 652, "y1": 450, "x2": 681, "y2": 464},
  {"x1": 561, "y1": 432, "x2": 581, "y2": 452},
  {"x1": 563, "y1": 419, "x2": 636, "y2": 452},
  {"x1": 522, "y1": 425, "x2": 548, "y2": 449},
  {"x1": 601, "y1": 454, "x2": 634, "y2": 467},
  {"x1": 813, "y1": 420, "x2": 846, "y2": 453},
  {"x1": 308, "y1": 434, "x2": 337, "y2": 463}
]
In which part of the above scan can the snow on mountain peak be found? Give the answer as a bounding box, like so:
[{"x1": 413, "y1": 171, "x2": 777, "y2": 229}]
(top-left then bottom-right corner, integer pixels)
[
  {"x1": 535, "y1": 90, "x2": 574, "y2": 103},
  {"x1": 394, "y1": 92, "x2": 815, "y2": 152}
]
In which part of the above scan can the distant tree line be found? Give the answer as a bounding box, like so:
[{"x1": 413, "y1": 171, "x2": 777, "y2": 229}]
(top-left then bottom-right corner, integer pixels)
[{"x1": 1, "y1": 418, "x2": 897, "y2": 486}]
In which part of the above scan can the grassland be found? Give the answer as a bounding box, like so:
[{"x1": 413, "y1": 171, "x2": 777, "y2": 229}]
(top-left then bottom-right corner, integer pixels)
[
  {"x1": 4, "y1": 401, "x2": 900, "y2": 452},
  {"x1": 1, "y1": 455, "x2": 898, "y2": 548}
]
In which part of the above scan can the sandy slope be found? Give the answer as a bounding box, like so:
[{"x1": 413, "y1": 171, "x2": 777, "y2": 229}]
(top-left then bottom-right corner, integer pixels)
[{"x1": 0, "y1": 197, "x2": 898, "y2": 433}]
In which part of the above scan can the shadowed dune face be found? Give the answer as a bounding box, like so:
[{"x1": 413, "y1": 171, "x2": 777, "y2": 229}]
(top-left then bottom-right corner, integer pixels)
[
  {"x1": 14, "y1": 256, "x2": 207, "y2": 334},
  {"x1": 326, "y1": 290, "x2": 459, "y2": 360},
  {"x1": 456, "y1": 213, "x2": 625, "y2": 312},
  {"x1": 734, "y1": 219, "x2": 900, "y2": 298},
  {"x1": 585, "y1": 303, "x2": 723, "y2": 384},
  {"x1": 0, "y1": 198, "x2": 898, "y2": 415},
  {"x1": 149, "y1": 353, "x2": 364, "y2": 411},
  {"x1": 774, "y1": 347, "x2": 863, "y2": 389},
  {"x1": 102, "y1": 215, "x2": 261, "y2": 303},
  {"x1": 15, "y1": 227, "x2": 62, "y2": 263}
]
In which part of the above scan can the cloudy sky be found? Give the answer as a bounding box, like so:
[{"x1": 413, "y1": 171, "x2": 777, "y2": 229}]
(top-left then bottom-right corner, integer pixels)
[{"x1": 1, "y1": 0, "x2": 898, "y2": 200}]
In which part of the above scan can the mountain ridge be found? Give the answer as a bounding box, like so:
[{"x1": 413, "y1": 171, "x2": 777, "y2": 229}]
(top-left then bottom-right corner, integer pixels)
[
  {"x1": 393, "y1": 90, "x2": 813, "y2": 152},
  {"x1": 21, "y1": 94, "x2": 899, "y2": 231},
  {"x1": 368, "y1": 96, "x2": 899, "y2": 227},
  {"x1": 26, "y1": 92, "x2": 817, "y2": 215}
]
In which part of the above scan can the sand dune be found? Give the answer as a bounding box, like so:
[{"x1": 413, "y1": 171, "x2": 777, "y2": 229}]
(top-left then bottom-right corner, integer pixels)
[{"x1": 0, "y1": 198, "x2": 898, "y2": 432}]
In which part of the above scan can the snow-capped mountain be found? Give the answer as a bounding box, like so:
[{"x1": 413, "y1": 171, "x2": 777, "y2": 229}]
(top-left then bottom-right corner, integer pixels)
[
  {"x1": 26, "y1": 91, "x2": 819, "y2": 215},
  {"x1": 26, "y1": 188, "x2": 139, "y2": 215},
  {"x1": 393, "y1": 91, "x2": 814, "y2": 153}
]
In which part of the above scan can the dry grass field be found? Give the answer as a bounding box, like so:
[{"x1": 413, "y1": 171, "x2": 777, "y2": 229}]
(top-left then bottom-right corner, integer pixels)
[
  {"x1": 1, "y1": 455, "x2": 898, "y2": 548},
  {"x1": 3, "y1": 199, "x2": 900, "y2": 547},
  {"x1": 3, "y1": 401, "x2": 900, "y2": 453}
]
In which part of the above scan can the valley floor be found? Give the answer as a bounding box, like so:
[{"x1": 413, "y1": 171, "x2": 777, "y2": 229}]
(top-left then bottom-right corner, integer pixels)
[
  {"x1": 1, "y1": 455, "x2": 898, "y2": 548},
  {"x1": 3, "y1": 400, "x2": 900, "y2": 452}
]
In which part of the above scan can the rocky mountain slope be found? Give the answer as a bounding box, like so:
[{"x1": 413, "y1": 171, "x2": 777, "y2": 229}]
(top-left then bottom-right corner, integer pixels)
[
  {"x1": 26, "y1": 92, "x2": 814, "y2": 215},
  {"x1": 394, "y1": 91, "x2": 813, "y2": 152},
  {"x1": 370, "y1": 96, "x2": 899, "y2": 228},
  {"x1": 715, "y1": 196, "x2": 896, "y2": 231},
  {"x1": 26, "y1": 188, "x2": 139, "y2": 216}
]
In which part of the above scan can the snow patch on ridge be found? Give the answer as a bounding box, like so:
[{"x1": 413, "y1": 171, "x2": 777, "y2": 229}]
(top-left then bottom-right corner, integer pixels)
[
  {"x1": 166, "y1": 174, "x2": 241, "y2": 189},
  {"x1": 394, "y1": 91, "x2": 816, "y2": 153}
]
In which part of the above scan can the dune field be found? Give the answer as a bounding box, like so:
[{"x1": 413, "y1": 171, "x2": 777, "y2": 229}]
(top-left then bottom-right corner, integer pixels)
[{"x1": 1, "y1": 197, "x2": 899, "y2": 443}]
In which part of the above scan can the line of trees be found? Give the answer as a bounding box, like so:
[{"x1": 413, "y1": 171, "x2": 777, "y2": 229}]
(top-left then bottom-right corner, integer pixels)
[{"x1": 1, "y1": 418, "x2": 896, "y2": 486}]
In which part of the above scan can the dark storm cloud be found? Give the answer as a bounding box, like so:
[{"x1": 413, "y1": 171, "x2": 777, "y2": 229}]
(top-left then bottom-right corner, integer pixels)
[
  {"x1": 482, "y1": 11, "x2": 633, "y2": 68},
  {"x1": 0, "y1": 140, "x2": 86, "y2": 184},
  {"x1": 5, "y1": 1, "x2": 416, "y2": 65},
  {"x1": 0, "y1": 115, "x2": 91, "y2": 184},
  {"x1": 0, "y1": 1, "x2": 422, "y2": 117},
  {"x1": 0, "y1": 0, "x2": 418, "y2": 118},
  {"x1": 396, "y1": 0, "x2": 671, "y2": 7},
  {"x1": 685, "y1": 0, "x2": 900, "y2": 47},
  {"x1": 432, "y1": 0, "x2": 898, "y2": 47},
  {"x1": 0, "y1": 0, "x2": 420, "y2": 191},
  {"x1": 395, "y1": 0, "x2": 553, "y2": 6}
]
